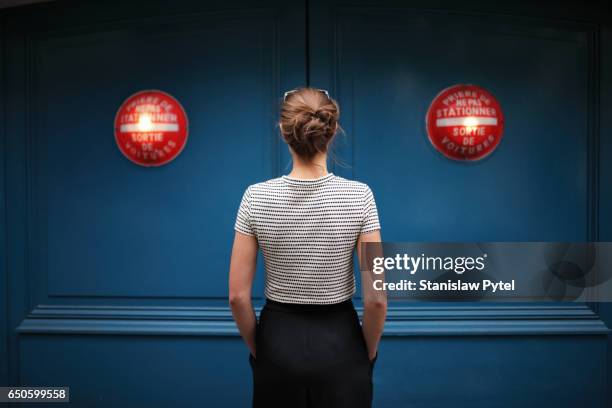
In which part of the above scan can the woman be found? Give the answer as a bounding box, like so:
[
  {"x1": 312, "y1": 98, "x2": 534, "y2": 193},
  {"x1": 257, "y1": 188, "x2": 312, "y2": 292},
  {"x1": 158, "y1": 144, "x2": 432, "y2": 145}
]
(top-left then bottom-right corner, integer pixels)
[{"x1": 228, "y1": 87, "x2": 386, "y2": 407}]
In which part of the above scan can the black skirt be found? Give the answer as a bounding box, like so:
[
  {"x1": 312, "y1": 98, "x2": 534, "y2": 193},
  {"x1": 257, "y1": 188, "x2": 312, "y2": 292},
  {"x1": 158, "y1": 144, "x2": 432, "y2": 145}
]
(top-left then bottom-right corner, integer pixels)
[{"x1": 248, "y1": 298, "x2": 377, "y2": 408}]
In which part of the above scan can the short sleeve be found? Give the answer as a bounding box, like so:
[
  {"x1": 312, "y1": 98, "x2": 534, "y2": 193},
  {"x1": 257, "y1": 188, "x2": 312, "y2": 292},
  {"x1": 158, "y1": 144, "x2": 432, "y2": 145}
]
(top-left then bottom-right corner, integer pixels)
[
  {"x1": 234, "y1": 186, "x2": 255, "y2": 236},
  {"x1": 361, "y1": 185, "x2": 381, "y2": 234}
]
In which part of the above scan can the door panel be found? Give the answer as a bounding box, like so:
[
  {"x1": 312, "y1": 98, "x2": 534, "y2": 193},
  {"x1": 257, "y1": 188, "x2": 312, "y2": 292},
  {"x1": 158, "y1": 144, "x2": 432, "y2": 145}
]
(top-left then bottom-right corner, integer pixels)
[
  {"x1": 38, "y1": 17, "x2": 274, "y2": 299},
  {"x1": 4, "y1": 1, "x2": 305, "y2": 306},
  {"x1": 310, "y1": 4, "x2": 591, "y2": 242}
]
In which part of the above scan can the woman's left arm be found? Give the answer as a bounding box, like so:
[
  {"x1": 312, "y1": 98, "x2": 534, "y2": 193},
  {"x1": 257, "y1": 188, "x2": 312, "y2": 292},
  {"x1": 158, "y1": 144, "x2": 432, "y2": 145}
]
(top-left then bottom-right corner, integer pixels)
[{"x1": 229, "y1": 231, "x2": 259, "y2": 357}]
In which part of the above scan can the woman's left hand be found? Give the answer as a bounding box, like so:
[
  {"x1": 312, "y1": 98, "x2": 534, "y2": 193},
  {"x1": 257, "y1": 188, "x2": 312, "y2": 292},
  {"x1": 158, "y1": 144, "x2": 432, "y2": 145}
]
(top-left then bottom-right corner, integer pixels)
[{"x1": 368, "y1": 350, "x2": 378, "y2": 363}]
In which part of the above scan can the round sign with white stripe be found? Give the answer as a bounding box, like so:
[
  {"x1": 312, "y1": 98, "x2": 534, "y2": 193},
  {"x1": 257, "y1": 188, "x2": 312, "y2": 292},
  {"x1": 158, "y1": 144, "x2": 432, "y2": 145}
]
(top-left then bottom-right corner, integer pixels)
[
  {"x1": 114, "y1": 90, "x2": 188, "y2": 166},
  {"x1": 426, "y1": 84, "x2": 504, "y2": 161}
]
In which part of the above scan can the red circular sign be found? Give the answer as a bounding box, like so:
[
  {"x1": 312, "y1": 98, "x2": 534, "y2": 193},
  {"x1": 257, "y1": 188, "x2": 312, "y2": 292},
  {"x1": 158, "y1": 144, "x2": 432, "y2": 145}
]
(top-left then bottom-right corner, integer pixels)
[
  {"x1": 426, "y1": 84, "x2": 504, "y2": 161},
  {"x1": 114, "y1": 90, "x2": 188, "y2": 166}
]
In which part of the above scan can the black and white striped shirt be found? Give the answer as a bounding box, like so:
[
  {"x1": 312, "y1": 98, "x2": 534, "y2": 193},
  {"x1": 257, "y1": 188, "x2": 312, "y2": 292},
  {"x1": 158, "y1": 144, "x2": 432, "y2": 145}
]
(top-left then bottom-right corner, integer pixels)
[{"x1": 234, "y1": 172, "x2": 380, "y2": 304}]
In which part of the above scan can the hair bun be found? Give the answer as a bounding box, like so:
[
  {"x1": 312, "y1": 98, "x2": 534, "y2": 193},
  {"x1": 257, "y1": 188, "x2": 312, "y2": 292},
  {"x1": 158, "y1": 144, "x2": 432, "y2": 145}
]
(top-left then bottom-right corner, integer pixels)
[
  {"x1": 312, "y1": 110, "x2": 331, "y2": 123},
  {"x1": 280, "y1": 88, "x2": 340, "y2": 161}
]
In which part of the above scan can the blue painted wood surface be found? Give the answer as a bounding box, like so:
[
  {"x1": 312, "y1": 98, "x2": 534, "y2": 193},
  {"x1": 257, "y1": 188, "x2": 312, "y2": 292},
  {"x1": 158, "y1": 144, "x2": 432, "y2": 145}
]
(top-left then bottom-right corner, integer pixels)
[{"x1": 1, "y1": 1, "x2": 611, "y2": 407}]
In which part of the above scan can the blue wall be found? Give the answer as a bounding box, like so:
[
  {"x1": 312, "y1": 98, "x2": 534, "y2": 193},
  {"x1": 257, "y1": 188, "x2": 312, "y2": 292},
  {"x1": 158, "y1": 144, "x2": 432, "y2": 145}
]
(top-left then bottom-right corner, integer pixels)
[{"x1": 1, "y1": 1, "x2": 611, "y2": 407}]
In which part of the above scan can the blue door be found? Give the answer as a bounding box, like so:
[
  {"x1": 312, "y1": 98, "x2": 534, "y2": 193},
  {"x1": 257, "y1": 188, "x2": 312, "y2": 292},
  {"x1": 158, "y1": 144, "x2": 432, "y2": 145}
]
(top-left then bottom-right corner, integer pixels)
[
  {"x1": 3, "y1": 1, "x2": 305, "y2": 406},
  {"x1": 308, "y1": 1, "x2": 610, "y2": 407},
  {"x1": 2, "y1": 1, "x2": 611, "y2": 407}
]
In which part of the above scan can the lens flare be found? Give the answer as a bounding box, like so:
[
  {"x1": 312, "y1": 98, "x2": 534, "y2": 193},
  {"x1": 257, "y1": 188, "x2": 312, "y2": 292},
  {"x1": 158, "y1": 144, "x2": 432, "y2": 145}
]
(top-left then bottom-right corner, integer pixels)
[
  {"x1": 137, "y1": 114, "x2": 153, "y2": 132},
  {"x1": 462, "y1": 116, "x2": 480, "y2": 127}
]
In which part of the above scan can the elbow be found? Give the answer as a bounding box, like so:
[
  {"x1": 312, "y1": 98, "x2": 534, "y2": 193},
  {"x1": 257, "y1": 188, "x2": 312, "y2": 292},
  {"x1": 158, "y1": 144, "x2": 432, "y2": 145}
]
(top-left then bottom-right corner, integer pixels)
[
  {"x1": 228, "y1": 291, "x2": 250, "y2": 308},
  {"x1": 364, "y1": 299, "x2": 387, "y2": 312}
]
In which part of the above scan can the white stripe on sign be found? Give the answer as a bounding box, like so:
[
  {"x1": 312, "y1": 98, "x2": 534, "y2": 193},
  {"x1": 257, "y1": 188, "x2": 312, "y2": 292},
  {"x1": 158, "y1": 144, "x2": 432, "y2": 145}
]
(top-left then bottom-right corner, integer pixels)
[
  {"x1": 120, "y1": 123, "x2": 179, "y2": 132},
  {"x1": 436, "y1": 117, "x2": 498, "y2": 127}
]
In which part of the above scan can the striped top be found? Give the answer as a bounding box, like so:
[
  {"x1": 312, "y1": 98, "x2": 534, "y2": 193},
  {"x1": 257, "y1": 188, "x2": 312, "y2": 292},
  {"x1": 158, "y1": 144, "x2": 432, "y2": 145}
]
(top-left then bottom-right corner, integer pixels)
[{"x1": 234, "y1": 172, "x2": 380, "y2": 304}]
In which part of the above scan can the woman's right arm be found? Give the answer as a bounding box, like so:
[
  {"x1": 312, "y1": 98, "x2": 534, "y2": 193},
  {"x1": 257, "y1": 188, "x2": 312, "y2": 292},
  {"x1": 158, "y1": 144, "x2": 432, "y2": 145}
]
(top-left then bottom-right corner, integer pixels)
[
  {"x1": 357, "y1": 229, "x2": 387, "y2": 361},
  {"x1": 229, "y1": 231, "x2": 259, "y2": 357}
]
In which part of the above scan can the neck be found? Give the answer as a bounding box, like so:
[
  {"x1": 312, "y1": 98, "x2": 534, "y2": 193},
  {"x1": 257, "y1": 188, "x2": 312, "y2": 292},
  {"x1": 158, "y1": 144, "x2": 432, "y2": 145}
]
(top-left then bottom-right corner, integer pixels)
[{"x1": 289, "y1": 153, "x2": 329, "y2": 179}]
